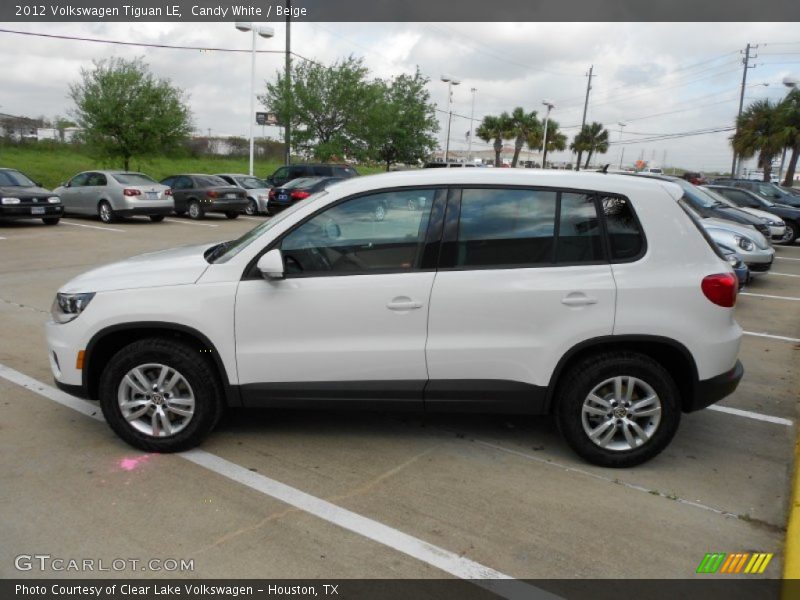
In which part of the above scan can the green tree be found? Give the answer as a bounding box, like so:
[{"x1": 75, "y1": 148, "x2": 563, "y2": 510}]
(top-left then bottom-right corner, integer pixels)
[
  {"x1": 570, "y1": 122, "x2": 609, "y2": 169},
  {"x1": 476, "y1": 113, "x2": 513, "y2": 167},
  {"x1": 364, "y1": 69, "x2": 439, "y2": 171},
  {"x1": 778, "y1": 90, "x2": 800, "y2": 186},
  {"x1": 69, "y1": 57, "x2": 192, "y2": 170},
  {"x1": 260, "y1": 56, "x2": 375, "y2": 161},
  {"x1": 731, "y1": 99, "x2": 784, "y2": 183},
  {"x1": 538, "y1": 120, "x2": 567, "y2": 168},
  {"x1": 508, "y1": 108, "x2": 542, "y2": 168}
]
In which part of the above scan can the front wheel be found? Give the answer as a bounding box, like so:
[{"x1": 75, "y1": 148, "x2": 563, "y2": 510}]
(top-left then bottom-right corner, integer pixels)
[
  {"x1": 98, "y1": 338, "x2": 223, "y2": 453},
  {"x1": 225, "y1": 211, "x2": 239, "y2": 220},
  {"x1": 556, "y1": 352, "x2": 681, "y2": 468},
  {"x1": 42, "y1": 217, "x2": 60, "y2": 225},
  {"x1": 245, "y1": 199, "x2": 258, "y2": 216},
  {"x1": 777, "y1": 221, "x2": 799, "y2": 245}
]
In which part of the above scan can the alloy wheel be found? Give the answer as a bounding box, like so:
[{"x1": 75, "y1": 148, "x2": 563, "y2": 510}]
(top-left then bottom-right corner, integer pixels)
[{"x1": 117, "y1": 363, "x2": 195, "y2": 438}]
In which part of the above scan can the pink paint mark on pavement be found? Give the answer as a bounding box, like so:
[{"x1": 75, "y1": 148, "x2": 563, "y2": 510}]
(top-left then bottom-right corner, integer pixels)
[{"x1": 118, "y1": 455, "x2": 153, "y2": 471}]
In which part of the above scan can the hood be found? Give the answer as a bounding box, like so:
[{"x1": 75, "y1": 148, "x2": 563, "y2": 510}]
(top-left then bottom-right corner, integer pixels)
[
  {"x1": 0, "y1": 185, "x2": 54, "y2": 197},
  {"x1": 702, "y1": 217, "x2": 770, "y2": 250},
  {"x1": 60, "y1": 242, "x2": 216, "y2": 294},
  {"x1": 736, "y1": 207, "x2": 783, "y2": 224}
]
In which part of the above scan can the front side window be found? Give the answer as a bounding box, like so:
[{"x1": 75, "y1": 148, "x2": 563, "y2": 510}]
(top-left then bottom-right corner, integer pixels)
[
  {"x1": 280, "y1": 189, "x2": 435, "y2": 275},
  {"x1": 70, "y1": 173, "x2": 89, "y2": 187},
  {"x1": 456, "y1": 188, "x2": 557, "y2": 267}
]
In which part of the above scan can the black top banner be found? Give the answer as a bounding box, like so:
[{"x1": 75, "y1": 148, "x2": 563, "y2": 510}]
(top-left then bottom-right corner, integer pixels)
[{"x1": 3, "y1": 0, "x2": 800, "y2": 22}]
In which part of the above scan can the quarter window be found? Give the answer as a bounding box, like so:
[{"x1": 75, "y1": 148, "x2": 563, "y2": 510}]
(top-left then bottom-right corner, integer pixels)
[
  {"x1": 600, "y1": 195, "x2": 645, "y2": 261},
  {"x1": 280, "y1": 189, "x2": 435, "y2": 275}
]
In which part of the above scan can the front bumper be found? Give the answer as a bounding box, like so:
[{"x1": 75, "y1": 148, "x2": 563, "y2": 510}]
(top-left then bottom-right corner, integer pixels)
[
  {"x1": 0, "y1": 205, "x2": 63, "y2": 218},
  {"x1": 769, "y1": 225, "x2": 786, "y2": 239},
  {"x1": 687, "y1": 360, "x2": 744, "y2": 412}
]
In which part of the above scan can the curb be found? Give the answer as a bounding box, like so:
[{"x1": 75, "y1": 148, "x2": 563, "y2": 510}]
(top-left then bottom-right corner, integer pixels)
[{"x1": 784, "y1": 434, "x2": 800, "y2": 579}]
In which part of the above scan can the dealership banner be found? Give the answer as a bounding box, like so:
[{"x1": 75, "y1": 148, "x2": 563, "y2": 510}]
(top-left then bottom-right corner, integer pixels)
[
  {"x1": 1, "y1": 579, "x2": 788, "y2": 599},
  {"x1": 2, "y1": 0, "x2": 799, "y2": 22}
]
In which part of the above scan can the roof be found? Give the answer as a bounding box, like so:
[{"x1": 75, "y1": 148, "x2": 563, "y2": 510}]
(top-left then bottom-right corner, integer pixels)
[{"x1": 322, "y1": 168, "x2": 684, "y2": 201}]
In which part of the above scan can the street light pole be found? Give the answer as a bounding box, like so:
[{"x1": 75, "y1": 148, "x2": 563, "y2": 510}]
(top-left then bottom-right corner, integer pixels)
[
  {"x1": 617, "y1": 122, "x2": 627, "y2": 169},
  {"x1": 540, "y1": 100, "x2": 555, "y2": 169},
  {"x1": 731, "y1": 43, "x2": 757, "y2": 177},
  {"x1": 441, "y1": 75, "x2": 460, "y2": 163},
  {"x1": 467, "y1": 87, "x2": 477, "y2": 162},
  {"x1": 236, "y1": 22, "x2": 274, "y2": 176}
]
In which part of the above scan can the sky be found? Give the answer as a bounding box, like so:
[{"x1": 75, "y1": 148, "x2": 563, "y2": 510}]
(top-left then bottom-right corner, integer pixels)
[{"x1": 1, "y1": 21, "x2": 799, "y2": 172}]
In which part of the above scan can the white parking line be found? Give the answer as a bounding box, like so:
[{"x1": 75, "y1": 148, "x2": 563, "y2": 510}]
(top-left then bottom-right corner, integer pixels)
[
  {"x1": 238, "y1": 216, "x2": 264, "y2": 222},
  {"x1": 707, "y1": 405, "x2": 793, "y2": 427},
  {"x1": 769, "y1": 272, "x2": 800, "y2": 278},
  {"x1": 164, "y1": 218, "x2": 219, "y2": 228},
  {"x1": 743, "y1": 330, "x2": 800, "y2": 344},
  {"x1": 60, "y1": 220, "x2": 125, "y2": 233},
  {"x1": 776, "y1": 256, "x2": 800, "y2": 262},
  {"x1": 0, "y1": 363, "x2": 559, "y2": 598},
  {"x1": 740, "y1": 292, "x2": 800, "y2": 302}
]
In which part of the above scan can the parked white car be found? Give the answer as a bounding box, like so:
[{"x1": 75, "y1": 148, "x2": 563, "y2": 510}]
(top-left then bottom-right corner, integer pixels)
[{"x1": 45, "y1": 170, "x2": 743, "y2": 467}]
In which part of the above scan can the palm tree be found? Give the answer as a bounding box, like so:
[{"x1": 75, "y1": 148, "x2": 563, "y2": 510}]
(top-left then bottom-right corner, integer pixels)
[
  {"x1": 536, "y1": 120, "x2": 567, "y2": 168},
  {"x1": 508, "y1": 107, "x2": 541, "y2": 168},
  {"x1": 778, "y1": 90, "x2": 800, "y2": 187},
  {"x1": 731, "y1": 99, "x2": 784, "y2": 183},
  {"x1": 571, "y1": 122, "x2": 609, "y2": 169},
  {"x1": 476, "y1": 113, "x2": 513, "y2": 167}
]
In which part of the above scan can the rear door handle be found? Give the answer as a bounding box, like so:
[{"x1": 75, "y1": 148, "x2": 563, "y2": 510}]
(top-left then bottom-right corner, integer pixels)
[
  {"x1": 562, "y1": 293, "x2": 598, "y2": 307},
  {"x1": 387, "y1": 297, "x2": 423, "y2": 311}
]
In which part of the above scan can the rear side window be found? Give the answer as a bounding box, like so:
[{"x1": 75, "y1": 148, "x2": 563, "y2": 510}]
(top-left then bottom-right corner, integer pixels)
[
  {"x1": 113, "y1": 173, "x2": 157, "y2": 185},
  {"x1": 456, "y1": 188, "x2": 557, "y2": 267},
  {"x1": 556, "y1": 193, "x2": 604, "y2": 263},
  {"x1": 600, "y1": 196, "x2": 645, "y2": 261}
]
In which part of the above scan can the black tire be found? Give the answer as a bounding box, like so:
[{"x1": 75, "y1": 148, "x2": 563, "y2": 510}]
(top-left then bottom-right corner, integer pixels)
[
  {"x1": 245, "y1": 199, "x2": 258, "y2": 216},
  {"x1": 98, "y1": 338, "x2": 224, "y2": 453},
  {"x1": 225, "y1": 211, "x2": 240, "y2": 220},
  {"x1": 778, "y1": 221, "x2": 799, "y2": 245},
  {"x1": 149, "y1": 215, "x2": 165, "y2": 223},
  {"x1": 98, "y1": 201, "x2": 116, "y2": 223},
  {"x1": 187, "y1": 200, "x2": 204, "y2": 220},
  {"x1": 175, "y1": 211, "x2": 186, "y2": 217},
  {"x1": 42, "y1": 217, "x2": 60, "y2": 225},
  {"x1": 555, "y1": 352, "x2": 681, "y2": 468}
]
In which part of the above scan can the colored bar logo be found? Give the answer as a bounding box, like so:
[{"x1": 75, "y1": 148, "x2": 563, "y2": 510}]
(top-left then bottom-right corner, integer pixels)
[{"x1": 696, "y1": 552, "x2": 773, "y2": 574}]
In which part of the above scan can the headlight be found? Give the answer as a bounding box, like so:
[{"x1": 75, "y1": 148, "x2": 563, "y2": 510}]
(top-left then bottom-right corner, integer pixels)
[
  {"x1": 1, "y1": 197, "x2": 20, "y2": 205},
  {"x1": 48, "y1": 196, "x2": 60, "y2": 204},
  {"x1": 726, "y1": 254, "x2": 741, "y2": 267},
  {"x1": 734, "y1": 235, "x2": 755, "y2": 252},
  {"x1": 51, "y1": 292, "x2": 96, "y2": 324}
]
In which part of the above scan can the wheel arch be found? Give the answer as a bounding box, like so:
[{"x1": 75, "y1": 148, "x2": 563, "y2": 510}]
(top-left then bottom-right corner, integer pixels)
[
  {"x1": 83, "y1": 322, "x2": 241, "y2": 406},
  {"x1": 545, "y1": 335, "x2": 699, "y2": 413}
]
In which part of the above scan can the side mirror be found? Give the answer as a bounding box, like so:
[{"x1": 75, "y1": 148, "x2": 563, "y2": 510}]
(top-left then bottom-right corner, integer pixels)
[
  {"x1": 256, "y1": 249, "x2": 285, "y2": 280},
  {"x1": 62, "y1": 182, "x2": 69, "y2": 188}
]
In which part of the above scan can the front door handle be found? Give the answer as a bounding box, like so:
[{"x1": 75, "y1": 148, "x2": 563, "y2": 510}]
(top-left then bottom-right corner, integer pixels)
[
  {"x1": 562, "y1": 293, "x2": 598, "y2": 307},
  {"x1": 387, "y1": 297, "x2": 423, "y2": 311}
]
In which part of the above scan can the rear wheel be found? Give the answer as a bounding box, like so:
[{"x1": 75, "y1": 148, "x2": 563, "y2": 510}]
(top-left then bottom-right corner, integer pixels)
[
  {"x1": 42, "y1": 217, "x2": 60, "y2": 225},
  {"x1": 98, "y1": 338, "x2": 224, "y2": 453},
  {"x1": 556, "y1": 352, "x2": 681, "y2": 468},
  {"x1": 188, "y1": 200, "x2": 204, "y2": 220},
  {"x1": 778, "y1": 221, "x2": 799, "y2": 245},
  {"x1": 225, "y1": 211, "x2": 239, "y2": 220},
  {"x1": 149, "y1": 215, "x2": 165, "y2": 223},
  {"x1": 98, "y1": 201, "x2": 116, "y2": 223},
  {"x1": 245, "y1": 199, "x2": 258, "y2": 216}
]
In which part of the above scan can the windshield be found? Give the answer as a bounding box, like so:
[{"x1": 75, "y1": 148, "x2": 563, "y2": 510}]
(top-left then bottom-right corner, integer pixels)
[
  {"x1": 196, "y1": 175, "x2": 229, "y2": 187},
  {"x1": 112, "y1": 173, "x2": 158, "y2": 185},
  {"x1": 285, "y1": 177, "x2": 323, "y2": 189},
  {"x1": 209, "y1": 191, "x2": 329, "y2": 264},
  {"x1": 680, "y1": 183, "x2": 716, "y2": 209},
  {"x1": 0, "y1": 169, "x2": 36, "y2": 187},
  {"x1": 235, "y1": 176, "x2": 268, "y2": 189},
  {"x1": 701, "y1": 187, "x2": 738, "y2": 208}
]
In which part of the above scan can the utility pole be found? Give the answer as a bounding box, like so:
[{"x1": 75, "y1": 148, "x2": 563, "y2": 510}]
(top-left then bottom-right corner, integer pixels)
[
  {"x1": 730, "y1": 43, "x2": 758, "y2": 177},
  {"x1": 617, "y1": 122, "x2": 626, "y2": 169},
  {"x1": 467, "y1": 87, "x2": 477, "y2": 162},
  {"x1": 575, "y1": 65, "x2": 593, "y2": 171},
  {"x1": 284, "y1": 0, "x2": 292, "y2": 165}
]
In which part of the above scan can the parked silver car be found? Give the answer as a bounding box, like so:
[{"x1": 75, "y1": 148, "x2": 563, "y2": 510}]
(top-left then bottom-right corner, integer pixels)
[
  {"x1": 215, "y1": 173, "x2": 271, "y2": 216},
  {"x1": 681, "y1": 200, "x2": 774, "y2": 275},
  {"x1": 53, "y1": 171, "x2": 174, "y2": 223},
  {"x1": 700, "y1": 186, "x2": 786, "y2": 241}
]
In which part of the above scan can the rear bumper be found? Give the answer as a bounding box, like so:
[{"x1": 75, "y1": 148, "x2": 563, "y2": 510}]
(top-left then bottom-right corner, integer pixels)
[
  {"x1": 207, "y1": 200, "x2": 248, "y2": 213},
  {"x1": 115, "y1": 206, "x2": 173, "y2": 217},
  {"x1": 687, "y1": 360, "x2": 744, "y2": 412},
  {"x1": 0, "y1": 205, "x2": 63, "y2": 218}
]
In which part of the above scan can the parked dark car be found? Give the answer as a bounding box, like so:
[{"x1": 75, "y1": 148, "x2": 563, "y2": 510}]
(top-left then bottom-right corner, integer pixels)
[
  {"x1": 0, "y1": 167, "x2": 63, "y2": 225},
  {"x1": 712, "y1": 178, "x2": 800, "y2": 208},
  {"x1": 267, "y1": 177, "x2": 344, "y2": 215},
  {"x1": 633, "y1": 174, "x2": 772, "y2": 240},
  {"x1": 780, "y1": 185, "x2": 800, "y2": 197},
  {"x1": 160, "y1": 174, "x2": 248, "y2": 219},
  {"x1": 706, "y1": 184, "x2": 800, "y2": 245},
  {"x1": 264, "y1": 164, "x2": 358, "y2": 188}
]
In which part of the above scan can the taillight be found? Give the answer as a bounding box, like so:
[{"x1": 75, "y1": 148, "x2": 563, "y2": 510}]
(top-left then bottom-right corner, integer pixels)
[
  {"x1": 207, "y1": 190, "x2": 219, "y2": 198},
  {"x1": 123, "y1": 188, "x2": 141, "y2": 197},
  {"x1": 291, "y1": 190, "x2": 311, "y2": 200},
  {"x1": 701, "y1": 273, "x2": 737, "y2": 308},
  {"x1": 268, "y1": 189, "x2": 276, "y2": 199},
  {"x1": 165, "y1": 189, "x2": 173, "y2": 196}
]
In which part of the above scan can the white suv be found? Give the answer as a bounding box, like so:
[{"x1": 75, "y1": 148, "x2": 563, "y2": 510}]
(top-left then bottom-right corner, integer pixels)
[{"x1": 45, "y1": 170, "x2": 743, "y2": 467}]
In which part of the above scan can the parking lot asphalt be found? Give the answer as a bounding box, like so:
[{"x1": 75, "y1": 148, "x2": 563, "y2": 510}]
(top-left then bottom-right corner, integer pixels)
[{"x1": 0, "y1": 214, "x2": 798, "y2": 581}]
